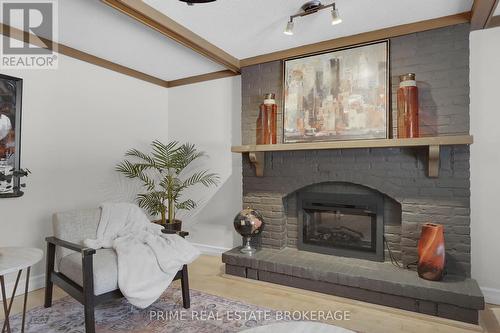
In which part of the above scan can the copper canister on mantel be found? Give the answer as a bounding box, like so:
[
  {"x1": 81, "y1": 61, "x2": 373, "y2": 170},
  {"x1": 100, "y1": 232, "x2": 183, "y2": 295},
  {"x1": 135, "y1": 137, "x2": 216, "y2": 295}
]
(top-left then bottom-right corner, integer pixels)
[
  {"x1": 256, "y1": 93, "x2": 277, "y2": 145},
  {"x1": 397, "y1": 73, "x2": 419, "y2": 138}
]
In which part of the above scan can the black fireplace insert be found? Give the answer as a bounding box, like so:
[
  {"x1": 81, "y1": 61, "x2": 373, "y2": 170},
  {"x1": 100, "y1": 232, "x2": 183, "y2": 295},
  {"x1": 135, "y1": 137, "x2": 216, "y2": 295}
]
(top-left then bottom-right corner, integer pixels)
[{"x1": 298, "y1": 192, "x2": 384, "y2": 261}]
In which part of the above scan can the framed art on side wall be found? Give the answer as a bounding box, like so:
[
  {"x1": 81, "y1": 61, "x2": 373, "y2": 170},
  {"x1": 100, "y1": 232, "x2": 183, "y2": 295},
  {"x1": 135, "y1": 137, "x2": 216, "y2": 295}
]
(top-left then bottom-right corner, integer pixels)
[
  {"x1": 283, "y1": 40, "x2": 389, "y2": 143},
  {"x1": 0, "y1": 74, "x2": 23, "y2": 197}
]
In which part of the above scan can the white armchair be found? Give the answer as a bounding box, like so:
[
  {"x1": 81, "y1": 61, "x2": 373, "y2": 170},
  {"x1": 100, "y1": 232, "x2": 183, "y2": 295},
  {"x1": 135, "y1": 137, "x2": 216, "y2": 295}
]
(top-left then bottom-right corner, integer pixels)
[{"x1": 44, "y1": 208, "x2": 190, "y2": 333}]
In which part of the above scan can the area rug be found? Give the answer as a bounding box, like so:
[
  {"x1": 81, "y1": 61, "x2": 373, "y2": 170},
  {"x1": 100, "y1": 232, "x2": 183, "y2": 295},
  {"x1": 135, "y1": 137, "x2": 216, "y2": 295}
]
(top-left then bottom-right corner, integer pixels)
[
  {"x1": 241, "y1": 322, "x2": 355, "y2": 333},
  {"x1": 1, "y1": 286, "x2": 299, "y2": 333}
]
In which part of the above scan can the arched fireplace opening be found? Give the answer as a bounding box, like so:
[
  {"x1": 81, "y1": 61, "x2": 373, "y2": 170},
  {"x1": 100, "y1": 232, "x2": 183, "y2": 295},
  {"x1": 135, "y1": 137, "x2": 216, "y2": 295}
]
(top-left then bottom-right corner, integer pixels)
[{"x1": 284, "y1": 182, "x2": 402, "y2": 263}]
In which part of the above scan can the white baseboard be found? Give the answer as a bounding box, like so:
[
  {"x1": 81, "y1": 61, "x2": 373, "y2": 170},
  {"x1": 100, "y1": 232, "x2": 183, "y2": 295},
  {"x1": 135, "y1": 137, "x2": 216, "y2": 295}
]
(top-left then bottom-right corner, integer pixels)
[
  {"x1": 3, "y1": 273, "x2": 45, "y2": 299},
  {"x1": 481, "y1": 287, "x2": 500, "y2": 305},
  {"x1": 191, "y1": 242, "x2": 230, "y2": 256}
]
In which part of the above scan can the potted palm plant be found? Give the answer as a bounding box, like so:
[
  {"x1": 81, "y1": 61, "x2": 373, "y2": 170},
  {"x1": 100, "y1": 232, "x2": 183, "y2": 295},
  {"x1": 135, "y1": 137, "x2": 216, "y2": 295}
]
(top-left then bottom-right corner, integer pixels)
[{"x1": 116, "y1": 140, "x2": 219, "y2": 231}]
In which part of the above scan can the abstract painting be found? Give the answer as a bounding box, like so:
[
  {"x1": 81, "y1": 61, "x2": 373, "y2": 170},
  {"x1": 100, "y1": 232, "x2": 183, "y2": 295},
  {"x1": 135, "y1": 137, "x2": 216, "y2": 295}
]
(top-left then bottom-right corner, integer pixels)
[
  {"x1": 283, "y1": 41, "x2": 389, "y2": 143},
  {"x1": 0, "y1": 74, "x2": 23, "y2": 196}
]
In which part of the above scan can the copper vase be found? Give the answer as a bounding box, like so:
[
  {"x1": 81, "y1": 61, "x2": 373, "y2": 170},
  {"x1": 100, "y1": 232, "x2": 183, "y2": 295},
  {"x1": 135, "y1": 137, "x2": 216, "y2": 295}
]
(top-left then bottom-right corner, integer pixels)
[
  {"x1": 397, "y1": 73, "x2": 419, "y2": 138},
  {"x1": 256, "y1": 93, "x2": 277, "y2": 144},
  {"x1": 417, "y1": 223, "x2": 445, "y2": 281}
]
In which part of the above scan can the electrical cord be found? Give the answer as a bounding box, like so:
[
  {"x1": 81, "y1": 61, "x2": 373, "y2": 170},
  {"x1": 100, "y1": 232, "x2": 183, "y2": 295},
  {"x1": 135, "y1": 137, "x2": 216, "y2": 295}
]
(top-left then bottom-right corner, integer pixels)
[{"x1": 384, "y1": 236, "x2": 404, "y2": 268}]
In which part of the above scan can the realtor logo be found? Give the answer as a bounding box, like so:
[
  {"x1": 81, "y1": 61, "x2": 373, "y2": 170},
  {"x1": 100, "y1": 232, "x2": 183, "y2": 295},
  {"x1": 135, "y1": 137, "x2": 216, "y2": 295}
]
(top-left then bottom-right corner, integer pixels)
[{"x1": 1, "y1": 0, "x2": 58, "y2": 69}]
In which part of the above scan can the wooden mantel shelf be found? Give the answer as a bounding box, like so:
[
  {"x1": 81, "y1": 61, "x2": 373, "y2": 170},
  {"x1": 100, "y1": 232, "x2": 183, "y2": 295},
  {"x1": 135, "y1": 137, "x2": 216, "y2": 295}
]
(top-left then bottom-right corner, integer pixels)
[{"x1": 231, "y1": 135, "x2": 473, "y2": 178}]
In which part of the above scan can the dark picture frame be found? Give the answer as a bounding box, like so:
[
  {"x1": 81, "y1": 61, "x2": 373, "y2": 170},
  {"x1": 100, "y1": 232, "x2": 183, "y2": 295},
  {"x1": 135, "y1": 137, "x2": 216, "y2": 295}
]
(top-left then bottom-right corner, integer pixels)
[
  {"x1": 0, "y1": 73, "x2": 23, "y2": 197},
  {"x1": 283, "y1": 40, "x2": 390, "y2": 143}
]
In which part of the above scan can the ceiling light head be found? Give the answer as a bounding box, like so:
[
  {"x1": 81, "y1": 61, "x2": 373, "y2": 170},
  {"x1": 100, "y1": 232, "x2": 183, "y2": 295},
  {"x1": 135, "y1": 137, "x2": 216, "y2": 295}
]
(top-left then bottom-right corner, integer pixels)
[
  {"x1": 179, "y1": 0, "x2": 216, "y2": 5},
  {"x1": 301, "y1": 0, "x2": 322, "y2": 13},
  {"x1": 331, "y1": 4, "x2": 342, "y2": 25},
  {"x1": 284, "y1": 20, "x2": 294, "y2": 36}
]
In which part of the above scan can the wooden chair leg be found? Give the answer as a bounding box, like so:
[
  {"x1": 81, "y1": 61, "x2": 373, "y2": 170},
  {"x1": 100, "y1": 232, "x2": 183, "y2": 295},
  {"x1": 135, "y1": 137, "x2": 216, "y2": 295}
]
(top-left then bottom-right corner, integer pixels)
[
  {"x1": 44, "y1": 242, "x2": 55, "y2": 308},
  {"x1": 82, "y1": 253, "x2": 95, "y2": 333},
  {"x1": 181, "y1": 265, "x2": 190, "y2": 309}
]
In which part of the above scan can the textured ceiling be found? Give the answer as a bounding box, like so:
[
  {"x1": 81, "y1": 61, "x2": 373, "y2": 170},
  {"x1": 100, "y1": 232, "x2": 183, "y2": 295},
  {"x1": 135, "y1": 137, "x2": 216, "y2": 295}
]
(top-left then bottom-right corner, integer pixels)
[
  {"x1": 0, "y1": 0, "x2": 476, "y2": 80},
  {"x1": 144, "y1": 0, "x2": 474, "y2": 59},
  {"x1": 1, "y1": 0, "x2": 225, "y2": 81}
]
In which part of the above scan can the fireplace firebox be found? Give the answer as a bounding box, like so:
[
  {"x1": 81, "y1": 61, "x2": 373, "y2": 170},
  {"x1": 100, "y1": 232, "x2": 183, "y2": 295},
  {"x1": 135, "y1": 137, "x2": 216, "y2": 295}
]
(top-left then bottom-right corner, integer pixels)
[{"x1": 298, "y1": 192, "x2": 384, "y2": 261}]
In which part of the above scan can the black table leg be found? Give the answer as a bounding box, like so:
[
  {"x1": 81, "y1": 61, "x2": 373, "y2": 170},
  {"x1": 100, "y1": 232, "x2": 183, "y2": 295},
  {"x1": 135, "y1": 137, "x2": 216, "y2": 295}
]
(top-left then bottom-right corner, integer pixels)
[
  {"x1": 0, "y1": 275, "x2": 10, "y2": 333},
  {"x1": 1, "y1": 270, "x2": 22, "y2": 333},
  {"x1": 1, "y1": 269, "x2": 30, "y2": 333},
  {"x1": 21, "y1": 267, "x2": 30, "y2": 333}
]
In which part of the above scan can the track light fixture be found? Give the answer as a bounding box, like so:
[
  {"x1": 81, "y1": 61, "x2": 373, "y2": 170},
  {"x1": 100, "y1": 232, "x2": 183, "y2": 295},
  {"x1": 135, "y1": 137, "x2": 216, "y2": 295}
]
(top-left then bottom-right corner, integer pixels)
[{"x1": 284, "y1": 1, "x2": 341, "y2": 36}]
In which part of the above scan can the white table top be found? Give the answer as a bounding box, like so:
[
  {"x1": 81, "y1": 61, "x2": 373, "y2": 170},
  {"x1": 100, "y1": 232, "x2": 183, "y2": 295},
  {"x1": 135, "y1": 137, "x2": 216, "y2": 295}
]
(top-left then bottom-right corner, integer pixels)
[{"x1": 0, "y1": 247, "x2": 43, "y2": 276}]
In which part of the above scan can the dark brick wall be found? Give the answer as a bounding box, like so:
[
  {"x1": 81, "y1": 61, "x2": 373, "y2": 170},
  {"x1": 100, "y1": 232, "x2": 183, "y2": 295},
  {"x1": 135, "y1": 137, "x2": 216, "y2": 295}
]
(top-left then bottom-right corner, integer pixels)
[
  {"x1": 390, "y1": 24, "x2": 470, "y2": 137},
  {"x1": 241, "y1": 24, "x2": 470, "y2": 144},
  {"x1": 240, "y1": 24, "x2": 471, "y2": 277}
]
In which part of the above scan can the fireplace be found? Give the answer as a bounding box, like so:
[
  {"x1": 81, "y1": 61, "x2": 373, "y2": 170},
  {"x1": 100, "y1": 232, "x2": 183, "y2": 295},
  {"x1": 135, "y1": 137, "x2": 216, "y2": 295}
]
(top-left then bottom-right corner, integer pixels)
[
  {"x1": 298, "y1": 192, "x2": 384, "y2": 261},
  {"x1": 223, "y1": 24, "x2": 482, "y2": 323}
]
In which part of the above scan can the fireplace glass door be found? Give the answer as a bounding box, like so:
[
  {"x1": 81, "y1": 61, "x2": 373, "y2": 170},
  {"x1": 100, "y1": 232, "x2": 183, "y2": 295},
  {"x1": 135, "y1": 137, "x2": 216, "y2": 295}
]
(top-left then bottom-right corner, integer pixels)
[
  {"x1": 303, "y1": 207, "x2": 376, "y2": 252},
  {"x1": 298, "y1": 192, "x2": 384, "y2": 261}
]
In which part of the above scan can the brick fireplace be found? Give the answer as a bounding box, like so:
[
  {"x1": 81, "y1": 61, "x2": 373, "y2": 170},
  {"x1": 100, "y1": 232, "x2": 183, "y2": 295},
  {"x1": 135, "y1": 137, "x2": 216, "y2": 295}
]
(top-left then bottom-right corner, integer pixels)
[
  {"x1": 242, "y1": 144, "x2": 471, "y2": 276},
  {"x1": 223, "y1": 23, "x2": 484, "y2": 323}
]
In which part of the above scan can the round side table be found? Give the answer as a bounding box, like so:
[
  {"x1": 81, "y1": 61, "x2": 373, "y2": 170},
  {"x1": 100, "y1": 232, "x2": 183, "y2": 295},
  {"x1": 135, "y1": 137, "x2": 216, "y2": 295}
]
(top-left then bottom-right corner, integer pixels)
[{"x1": 0, "y1": 247, "x2": 43, "y2": 333}]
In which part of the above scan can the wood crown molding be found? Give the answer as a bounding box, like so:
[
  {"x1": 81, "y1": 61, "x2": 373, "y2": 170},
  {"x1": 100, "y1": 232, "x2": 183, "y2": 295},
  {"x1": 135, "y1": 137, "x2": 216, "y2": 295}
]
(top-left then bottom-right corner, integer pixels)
[
  {"x1": 240, "y1": 12, "x2": 471, "y2": 67},
  {"x1": 167, "y1": 70, "x2": 238, "y2": 88},
  {"x1": 0, "y1": 10, "x2": 477, "y2": 88},
  {"x1": 0, "y1": 23, "x2": 169, "y2": 88},
  {"x1": 487, "y1": 15, "x2": 500, "y2": 28},
  {"x1": 100, "y1": 0, "x2": 240, "y2": 73},
  {"x1": 471, "y1": 0, "x2": 500, "y2": 30},
  {"x1": 0, "y1": 23, "x2": 238, "y2": 89}
]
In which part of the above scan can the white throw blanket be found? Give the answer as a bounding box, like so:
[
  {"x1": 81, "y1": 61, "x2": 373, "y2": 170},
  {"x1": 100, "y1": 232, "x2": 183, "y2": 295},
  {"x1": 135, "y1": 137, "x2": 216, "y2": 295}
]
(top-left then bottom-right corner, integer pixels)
[{"x1": 84, "y1": 202, "x2": 200, "y2": 308}]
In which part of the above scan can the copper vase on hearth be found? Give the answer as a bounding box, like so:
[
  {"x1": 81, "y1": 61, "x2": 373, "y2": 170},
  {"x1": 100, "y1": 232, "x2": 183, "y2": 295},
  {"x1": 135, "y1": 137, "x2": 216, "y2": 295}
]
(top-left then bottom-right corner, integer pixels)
[{"x1": 417, "y1": 223, "x2": 445, "y2": 281}]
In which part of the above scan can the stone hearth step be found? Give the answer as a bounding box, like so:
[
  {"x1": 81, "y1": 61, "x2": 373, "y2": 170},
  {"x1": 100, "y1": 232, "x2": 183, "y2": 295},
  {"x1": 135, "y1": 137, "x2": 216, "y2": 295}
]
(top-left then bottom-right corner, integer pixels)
[{"x1": 222, "y1": 247, "x2": 484, "y2": 324}]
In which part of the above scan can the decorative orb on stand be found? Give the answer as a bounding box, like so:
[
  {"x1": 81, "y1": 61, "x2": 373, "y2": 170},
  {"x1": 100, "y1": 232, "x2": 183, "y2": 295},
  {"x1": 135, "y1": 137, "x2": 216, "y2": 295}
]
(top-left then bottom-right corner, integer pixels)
[{"x1": 233, "y1": 208, "x2": 265, "y2": 255}]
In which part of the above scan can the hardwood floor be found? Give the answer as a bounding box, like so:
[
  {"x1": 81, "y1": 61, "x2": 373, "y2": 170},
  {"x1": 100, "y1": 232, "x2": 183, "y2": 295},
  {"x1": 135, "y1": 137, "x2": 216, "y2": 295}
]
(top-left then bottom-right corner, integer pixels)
[{"x1": 1, "y1": 255, "x2": 499, "y2": 333}]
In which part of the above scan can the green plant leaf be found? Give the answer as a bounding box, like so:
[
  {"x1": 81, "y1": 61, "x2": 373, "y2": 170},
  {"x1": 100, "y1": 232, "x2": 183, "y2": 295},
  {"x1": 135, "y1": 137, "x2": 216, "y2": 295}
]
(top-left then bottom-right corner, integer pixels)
[
  {"x1": 180, "y1": 170, "x2": 220, "y2": 189},
  {"x1": 174, "y1": 143, "x2": 206, "y2": 171},
  {"x1": 176, "y1": 199, "x2": 197, "y2": 211},
  {"x1": 151, "y1": 140, "x2": 179, "y2": 169},
  {"x1": 136, "y1": 191, "x2": 165, "y2": 217},
  {"x1": 125, "y1": 149, "x2": 157, "y2": 167}
]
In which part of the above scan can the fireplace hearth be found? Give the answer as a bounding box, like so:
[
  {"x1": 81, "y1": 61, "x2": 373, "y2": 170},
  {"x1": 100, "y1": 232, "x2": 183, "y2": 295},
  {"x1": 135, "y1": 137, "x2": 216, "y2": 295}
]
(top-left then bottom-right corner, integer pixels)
[{"x1": 298, "y1": 192, "x2": 384, "y2": 261}]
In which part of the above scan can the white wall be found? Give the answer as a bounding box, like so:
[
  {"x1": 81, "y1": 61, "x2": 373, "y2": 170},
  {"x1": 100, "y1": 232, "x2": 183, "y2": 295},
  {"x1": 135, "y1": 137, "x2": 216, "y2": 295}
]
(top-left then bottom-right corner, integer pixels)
[
  {"x1": 0, "y1": 40, "x2": 169, "y2": 293},
  {"x1": 470, "y1": 27, "x2": 500, "y2": 305},
  {"x1": 168, "y1": 77, "x2": 242, "y2": 252}
]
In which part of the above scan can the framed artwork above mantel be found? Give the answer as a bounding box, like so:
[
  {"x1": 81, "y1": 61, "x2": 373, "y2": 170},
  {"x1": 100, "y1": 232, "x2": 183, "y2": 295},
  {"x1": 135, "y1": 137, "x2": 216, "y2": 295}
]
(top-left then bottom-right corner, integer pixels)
[{"x1": 283, "y1": 40, "x2": 390, "y2": 143}]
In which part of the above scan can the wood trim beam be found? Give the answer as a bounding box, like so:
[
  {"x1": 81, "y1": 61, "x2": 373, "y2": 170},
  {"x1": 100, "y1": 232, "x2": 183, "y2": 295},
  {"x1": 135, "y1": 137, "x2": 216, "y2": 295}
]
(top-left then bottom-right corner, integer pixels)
[
  {"x1": 101, "y1": 0, "x2": 240, "y2": 73},
  {"x1": 487, "y1": 15, "x2": 500, "y2": 27},
  {"x1": 471, "y1": 0, "x2": 499, "y2": 30},
  {"x1": 240, "y1": 12, "x2": 471, "y2": 67},
  {"x1": 0, "y1": 23, "x2": 169, "y2": 87},
  {"x1": 167, "y1": 70, "x2": 239, "y2": 88}
]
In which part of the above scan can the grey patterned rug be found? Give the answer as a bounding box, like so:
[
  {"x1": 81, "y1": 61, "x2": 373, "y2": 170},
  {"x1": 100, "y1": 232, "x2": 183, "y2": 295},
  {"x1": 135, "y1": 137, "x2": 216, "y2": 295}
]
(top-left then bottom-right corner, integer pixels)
[{"x1": 1, "y1": 286, "x2": 291, "y2": 333}]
